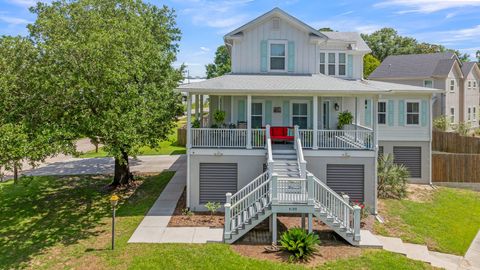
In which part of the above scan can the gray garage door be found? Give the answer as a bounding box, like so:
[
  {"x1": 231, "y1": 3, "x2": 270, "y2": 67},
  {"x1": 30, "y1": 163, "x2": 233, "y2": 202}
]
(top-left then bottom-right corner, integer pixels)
[
  {"x1": 199, "y1": 163, "x2": 238, "y2": 204},
  {"x1": 326, "y1": 164, "x2": 364, "y2": 202},
  {"x1": 393, "y1": 146, "x2": 421, "y2": 178}
]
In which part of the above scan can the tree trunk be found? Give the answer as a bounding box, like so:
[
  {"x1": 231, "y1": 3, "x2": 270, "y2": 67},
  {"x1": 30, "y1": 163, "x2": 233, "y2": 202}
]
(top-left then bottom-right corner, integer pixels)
[
  {"x1": 111, "y1": 150, "x2": 133, "y2": 186},
  {"x1": 13, "y1": 164, "x2": 18, "y2": 184},
  {"x1": 95, "y1": 143, "x2": 98, "y2": 153}
]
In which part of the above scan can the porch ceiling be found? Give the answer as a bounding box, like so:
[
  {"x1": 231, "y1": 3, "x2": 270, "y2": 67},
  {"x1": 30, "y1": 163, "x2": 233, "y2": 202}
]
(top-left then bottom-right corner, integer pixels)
[{"x1": 178, "y1": 73, "x2": 442, "y2": 95}]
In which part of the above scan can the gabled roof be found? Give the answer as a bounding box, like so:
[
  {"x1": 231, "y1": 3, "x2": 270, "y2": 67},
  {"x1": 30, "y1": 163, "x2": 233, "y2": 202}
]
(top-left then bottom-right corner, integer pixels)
[
  {"x1": 369, "y1": 52, "x2": 458, "y2": 79},
  {"x1": 224, "y1": 8, "x2": 327, "y2": 40},
  {"x1": 461, "y1": 62, "x2": 479, "y2": 76},
  {"x1": 178, "y1": 73, "x2": 441, "y2": 94},
  {"x1": 320, "y1": 31, "x2": 370, "y2": 52}
]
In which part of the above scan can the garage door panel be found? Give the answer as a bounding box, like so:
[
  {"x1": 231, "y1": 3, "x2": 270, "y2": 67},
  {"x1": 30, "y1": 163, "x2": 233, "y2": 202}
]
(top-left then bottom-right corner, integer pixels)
[
  {"x1": 326, "y1": 164, "x2": 364, "y2": 202},
  {"x1": 393, "y1": 147, "x2": 421, "y2": 178},
  {"x1": 199, "y1": 163, "x2": 237, "y2": 204}
]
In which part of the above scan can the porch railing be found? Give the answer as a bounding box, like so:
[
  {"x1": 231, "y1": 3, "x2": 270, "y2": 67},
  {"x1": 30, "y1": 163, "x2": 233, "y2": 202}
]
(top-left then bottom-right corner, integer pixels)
[
  {"x1": 191, "y1": 128, "x2": 247, "y2": 148},
  {"x1": 251, "y1": 129, "x2": 266, "y2": 148}
]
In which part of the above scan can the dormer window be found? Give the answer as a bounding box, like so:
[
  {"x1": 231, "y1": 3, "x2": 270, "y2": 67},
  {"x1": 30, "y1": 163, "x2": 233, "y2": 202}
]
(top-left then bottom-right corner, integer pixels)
[
  {"x1": 328, "y1": 53, "x2": 335, "y2": 75},
  {"x1": 269, "y1": 41, "x2": 287, "y2": 71},
  {"x1": 320, "y1": 52, "x2": 348, "y2": 77},
  {"x1": 339, "y1": 53, "x2": 346, "y2": 76}
]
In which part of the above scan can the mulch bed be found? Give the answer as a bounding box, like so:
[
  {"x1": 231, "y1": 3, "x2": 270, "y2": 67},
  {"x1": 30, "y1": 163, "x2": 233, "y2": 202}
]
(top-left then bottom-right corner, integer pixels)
[{"x1": 168, "y1": 188, "x2": 224, "y2": 228}]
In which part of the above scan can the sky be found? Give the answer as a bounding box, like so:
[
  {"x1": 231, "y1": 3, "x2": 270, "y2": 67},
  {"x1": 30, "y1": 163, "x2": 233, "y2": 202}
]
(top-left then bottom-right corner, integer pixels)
[{"x1": 1, "y1": 0, "x2": 480, "y2": 77}]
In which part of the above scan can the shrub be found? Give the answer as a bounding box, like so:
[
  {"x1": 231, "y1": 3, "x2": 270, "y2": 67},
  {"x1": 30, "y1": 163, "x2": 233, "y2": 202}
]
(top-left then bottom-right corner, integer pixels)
[
  {"x1": 182, "y1": 208, "x2": 194, "y2": 217},
  {"x1": 279, "y1": 228, "x2": 320, "y2": 262},
  {"x1": 213, "y1": 110, "x2": 226, "y2": 127},
  {"x1": 204, "y1": 201, "x2": 221, "y2": 218},
  {"x1": 454, "y1": 121, "x2": 471, "y2": 136},
  {"x1": 377, "y1": 154, "x2": 409, "y2": 199},
  {"x1": 337, "y1": 111, "x2": 353, "y2": 129},
  {"x1": 191, "y1": 118, "x2": 200, "y2": 128},
  {"x1": 433, "y1": 116, "x2": 450, "y2": 131}
]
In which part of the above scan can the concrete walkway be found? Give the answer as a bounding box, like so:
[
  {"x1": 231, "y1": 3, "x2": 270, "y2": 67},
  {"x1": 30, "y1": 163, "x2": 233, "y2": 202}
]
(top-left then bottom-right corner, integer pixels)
[
  {"x1": 374, "y1": 232, "x2": 480, "y2": 270},
  {"x1": 128, "y1": 155, "x2": 223, "y2": 244}
]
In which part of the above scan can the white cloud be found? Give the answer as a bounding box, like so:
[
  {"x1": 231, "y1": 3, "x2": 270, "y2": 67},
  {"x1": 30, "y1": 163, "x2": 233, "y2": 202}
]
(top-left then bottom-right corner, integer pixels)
[
  {"x1": 414, "y1": 24, "x2": 480, "y2": 44},
  {"x1": 374, "y1": 0, "x2": 480, "y2": 14},
  {"x1": 0, "y1": 16, "x2": 31, "y2": 25},
  {"x1": 200, "y1": 46, "x2": 210, "y2": 52}
]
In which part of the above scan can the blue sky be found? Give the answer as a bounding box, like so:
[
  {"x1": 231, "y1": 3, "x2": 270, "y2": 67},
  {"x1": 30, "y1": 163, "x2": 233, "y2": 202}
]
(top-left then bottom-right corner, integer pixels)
[{"x1": 1, "y1": 0, "x2": 480, "y2": 77}]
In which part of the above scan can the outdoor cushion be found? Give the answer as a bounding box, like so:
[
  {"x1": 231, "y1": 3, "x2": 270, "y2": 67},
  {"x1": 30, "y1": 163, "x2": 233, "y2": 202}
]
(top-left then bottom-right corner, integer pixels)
[{"x1": 270, "y1": 127, "x2": 294, "y2": 141}]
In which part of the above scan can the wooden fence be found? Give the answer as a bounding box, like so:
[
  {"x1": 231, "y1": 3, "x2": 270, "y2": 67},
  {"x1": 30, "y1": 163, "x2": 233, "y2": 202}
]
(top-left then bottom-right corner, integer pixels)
[
  {"x1": 432, "y1": 153, "x2": 480, "y2": 183},
  {"x1": 432, "y1": 131, "x2": 480, "y2": 154},
  {"x1": 177, "y1": 127, "x2": 186, "y2": 147}
]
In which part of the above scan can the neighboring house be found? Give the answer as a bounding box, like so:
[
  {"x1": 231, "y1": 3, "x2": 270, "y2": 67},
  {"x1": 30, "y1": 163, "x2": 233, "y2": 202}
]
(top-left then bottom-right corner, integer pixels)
[
  {"x1": 369, "y1": 52, "x2": 480, "y2": 129},
  {"x1": 178, "y1": 8, "x2": 439, "y2": 245}
]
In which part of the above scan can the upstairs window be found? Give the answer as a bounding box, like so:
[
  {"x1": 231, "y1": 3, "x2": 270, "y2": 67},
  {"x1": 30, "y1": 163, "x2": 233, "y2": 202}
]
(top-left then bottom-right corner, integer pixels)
[
  {"x1": 450, "y1": 107, "x2": 455, "y2": 124},
  {"x1": 339, "y1": 53, "x2": 346, "y2": 76},
  {"x1": 319, "y1": 53, "x2": 326, "y2": 74},
  {"x1": 378, "y1": 101, "x2": 387, "y2": 125},
  {"x1": 424, "y1": 80, "x2": 433, "y2": 88},
  {"x1": 468, "y1": 80, "x2": 472, "y2": 90},
  {"x1": 468, "y1": 107, "x2": 472, "y2": 121},
  {"x1": 328, "y1": 53, "x2": 336, "y2": 75},
  {"x1": 450, "y1": 79, "x2": 455, "y2": 92},
  {"x1": 406, "y1": 101, "x2": 419, "y2": 125},
  {"x1": 474, "y1": 107, "x2": 477, "y2": 120},
  {"x1": 474, "y1": 81, "x2": 478, "y2": 90},
  {"x1": 269, "y1": 41, "x2": 286, "y2": 71}
]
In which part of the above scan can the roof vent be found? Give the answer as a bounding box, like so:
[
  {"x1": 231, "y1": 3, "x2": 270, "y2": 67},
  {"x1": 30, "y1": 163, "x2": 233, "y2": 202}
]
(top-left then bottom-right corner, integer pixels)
[{"x1": 272, "y1": 17, "x2": 280, "y2": 30}]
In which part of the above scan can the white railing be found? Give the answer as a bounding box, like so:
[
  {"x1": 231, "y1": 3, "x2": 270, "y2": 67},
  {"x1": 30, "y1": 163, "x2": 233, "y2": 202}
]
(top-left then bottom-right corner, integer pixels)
[
  {"x1": 276, "y1": 177, "x2": 308, "y2": 203},
  {"x1": 266, "y1": 125, "x2": 274, "y2": 175},
  {"x1": 251, "y1": 129, "x2": 266, "y2": 148},
  {"x1": 309, "y1": 171, "x2": 360, "y2": 240},
  {"x1": 317, "y1": 130, "x2": 374, "y2": 150},
  {"x1": 299, "y1": 129, "x2": 314, "y2": 149},
  {"x1": 225, "y1": 171, "x2": 271, "y2": 235},
  {"x1": 343, "y1": 123, "x2": 373, "y2": 131},
  {"x1": 294, "y1": 126, "x2": 307, "y2": 178},
  {"x1": 191, "y1": 128, "x2": 247, "y2": 148}
]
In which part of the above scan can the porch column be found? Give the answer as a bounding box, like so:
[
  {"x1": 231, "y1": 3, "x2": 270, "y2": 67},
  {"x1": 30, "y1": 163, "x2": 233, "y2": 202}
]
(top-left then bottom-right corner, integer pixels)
[
  {"x1": 187, "y1": 93, "x2": 192, "y2": 148},
  {"x1": 199, "y1": 95, "x2": 204, "y2": 127},
  {"x1": 195, "y1": 94, "x2": 199, "y2": 120},
  {"x1": 308, "y1": 213, "x2": 313, "y2": 233},
  {"x1": 312, "y1": 96, "x2": 318, "y2": 149},
  {"x1": 246, "y1": 94, "x2": 252, "y2": 149},
  {"x1": 354, "y1": 97, "x2": 358, "y2": 142},
  {"x1": 272, "y1": 212, "x2": 277, "y2": 244},
  {"x1": 373, "y1": 96, "x2": 378, "y2": 150}
]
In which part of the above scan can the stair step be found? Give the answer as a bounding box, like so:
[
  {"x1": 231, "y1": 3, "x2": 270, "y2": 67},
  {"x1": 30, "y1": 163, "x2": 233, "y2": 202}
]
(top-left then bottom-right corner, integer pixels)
[
  {"x1": 376, "y1": 236, "x2": 407, "y2": 255},
  {"x1": 404, "y1": 243, "x2": 431, "y2": 262},
  {"x1": 358, "y1": 230, "x2": 383, "y2": 248}
]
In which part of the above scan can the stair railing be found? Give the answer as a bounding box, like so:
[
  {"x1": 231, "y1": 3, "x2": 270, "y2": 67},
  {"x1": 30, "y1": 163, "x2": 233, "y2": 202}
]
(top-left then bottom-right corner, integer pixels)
[
  {"x1": 266, "y1": 125, "x2": 274, "y2": 175},
  {"x1": 308, "y1": 171, "x2": 361, "y2": 242},
  {"x1": 224, "y1": 170, "x2": 271, "y2": 239},
  {"x1": 294, "y1": 125, "x2": 307, "y2": 178}
]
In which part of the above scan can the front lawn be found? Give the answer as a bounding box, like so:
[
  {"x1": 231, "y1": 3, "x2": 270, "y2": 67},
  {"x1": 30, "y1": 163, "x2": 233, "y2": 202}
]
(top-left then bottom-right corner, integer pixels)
[
  {"x1": 0, "y1": 174, "x2": 435, "y2": 270},
  {"x1": 78, "y1": 119, "x2": 186, "y2": 158},
  {"x1": 375, "y1": 186, "x2": 480, "y2": 255}
]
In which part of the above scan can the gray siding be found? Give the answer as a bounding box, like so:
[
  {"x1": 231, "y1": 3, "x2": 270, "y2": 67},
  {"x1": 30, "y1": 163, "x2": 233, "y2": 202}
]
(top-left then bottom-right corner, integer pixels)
[
  {"x1": 199, "y1": 163, "x2": 238, "y2": 204},
  {"x1": 393, "y1": 146, "x2": 422, "y2": 178},
  {"x1": 326, "y1": 164, "x2": 365, "y2": 202}
]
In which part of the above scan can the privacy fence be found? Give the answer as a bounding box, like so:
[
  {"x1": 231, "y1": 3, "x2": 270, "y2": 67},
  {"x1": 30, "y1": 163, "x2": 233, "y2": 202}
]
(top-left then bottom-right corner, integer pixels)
[{"x1": 432, "y1": 131, "x2": 480, "y2": 183}]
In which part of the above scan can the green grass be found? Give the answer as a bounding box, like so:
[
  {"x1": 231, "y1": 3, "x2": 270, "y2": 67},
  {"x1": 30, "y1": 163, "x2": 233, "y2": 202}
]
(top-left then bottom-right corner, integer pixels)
[
  {"x1": 375, "y1": 187, "x2": 480, "y2": 255},
  {"x1": 0, "y1": 173, "x2": 436, "y2": 270},
  {"x1": 79, "y1": 119, "x2": 186, "y2": 158}
]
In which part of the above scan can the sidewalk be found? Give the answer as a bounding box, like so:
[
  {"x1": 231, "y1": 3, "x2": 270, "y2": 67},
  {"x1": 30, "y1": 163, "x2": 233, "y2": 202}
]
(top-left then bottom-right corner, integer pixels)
[{"x1": 128, "y1": 157, "x2": 223, "y2": 244}]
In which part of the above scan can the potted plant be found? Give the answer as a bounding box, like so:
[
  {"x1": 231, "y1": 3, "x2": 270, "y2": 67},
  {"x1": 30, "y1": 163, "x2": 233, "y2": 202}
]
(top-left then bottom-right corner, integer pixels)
[
  {"x1": 213, "y1": 110, "x2": 226, "y2": 128},
  {"x1": 337, "y1": 111, "x2": 353, "y2": 130}
]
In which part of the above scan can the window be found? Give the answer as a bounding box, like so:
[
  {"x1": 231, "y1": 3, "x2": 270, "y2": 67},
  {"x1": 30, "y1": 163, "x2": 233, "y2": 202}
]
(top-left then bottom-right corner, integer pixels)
[
  {"x1": 378, "y1": 101, "x2": 387, "y2": 125},
  {"x1": 272, "y1": 17, "x2": 280, "y2": 30},
  {"x1": 468, "y1": 80, "x2": 472, "y2": 90},
  {"x1": 251, "y1": 102, "x2": 263, "y2": 128},
  {"x1": 406, "y1": 101, "x2": 420, "y2": 125},
  {"x1": 328, "y1": 53, "x2": 336, "y2": 75},
  {"x1": 468, "y1": 107, "x2": 472, "y2": 121},
  {"x1": 450, "y1": 107, "x2": 455, "y2": 124},
  {"x1": 338, "y1": 53, "x2": 346, "y2": 76},
  {"x1": 450, "y1": 79, "x2": 455, "y2": 92},
  {"x1": 319, "y1": 53, "x2": 326, "y2": 74},
  {"x1": 474, "y1": 107, "x2": 477, "y2": 120},
  {"x1": 474, "y1": 81, "x2": 478, "y2": 90},
  {"x1": 292, "y1": 103, "x2": 308, "y2": 129},
  {"x1": 269, "y1": 42, "x2": 286, "y2": 71},
  {"x1": 424, "y1": 80, "x2": 433, "y2": 88}
]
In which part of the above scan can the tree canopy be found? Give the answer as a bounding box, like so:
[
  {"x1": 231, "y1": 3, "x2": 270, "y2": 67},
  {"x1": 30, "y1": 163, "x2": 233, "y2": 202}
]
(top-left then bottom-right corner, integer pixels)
[
  {"x1": 363, "y1": 54, "x2": 381, "y2": 78},
  {"x1": 28, "y1": 0, "x2": 183, "y2": 185},
  {"x1": 206, "y1": 45, "x2": 231, "y2": 79}
]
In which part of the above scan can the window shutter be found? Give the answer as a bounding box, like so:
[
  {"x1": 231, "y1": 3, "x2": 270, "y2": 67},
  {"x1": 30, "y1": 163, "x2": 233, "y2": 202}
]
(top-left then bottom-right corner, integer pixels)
[
  {"x1": 421, "y1": 100, "x2": 428, "y2": 127},
  {"x1": 283, "y1": 100, "x2": 290, "y2": 126},
  {"x1": 288, "y1": 41, "x2": 295, "y2": 72},
  {"x1": 387, "y1": 100, "x2": 394, "y2": 126},
  {"x1": 347, "y1": 54, "x2": 353, "y2": 77},
  {"x1": 265, "y1": 100, "x2": 272, "y2": 125},
  {"x1": 398, "y1": 100, "x2": 405, "y2": 126},
  {"x1": 237, "y1": 99, "x2": 245, "y2": 122},
  {"x1": 260, "y1": 40, "x2": 267, "y2": 72},
  {"x1": 364, "y1": 99, "x2": 372, "y2": 126}
]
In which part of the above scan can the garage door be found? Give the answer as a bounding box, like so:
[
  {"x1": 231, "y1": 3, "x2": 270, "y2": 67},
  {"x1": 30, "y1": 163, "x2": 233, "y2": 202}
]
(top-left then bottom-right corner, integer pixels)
[
  {"x1": 199, "y1": 163, "x2": 237, "y2": 204},
  {"x1": 326, "y1": 164, "x2": 364, "y2": 202},
  {"x1": 393, "y1": 146, "x2": 421, "y2": 178}
]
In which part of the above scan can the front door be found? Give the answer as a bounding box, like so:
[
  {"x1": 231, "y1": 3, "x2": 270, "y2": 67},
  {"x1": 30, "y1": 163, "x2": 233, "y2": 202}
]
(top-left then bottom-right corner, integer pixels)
[{"x1": 323, "y1": 101, "x2": 330, "y2": 129}]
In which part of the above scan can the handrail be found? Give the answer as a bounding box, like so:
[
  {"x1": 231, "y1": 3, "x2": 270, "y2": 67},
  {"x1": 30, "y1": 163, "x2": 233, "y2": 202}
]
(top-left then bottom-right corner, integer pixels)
[
  {"x1": 294, "y1": 125, "x2": 306, "y2": 178},
  {"x1": 230, "y1": 170, "x2": 270, "y2": 206},
  {"x1": 343, "y1": 123, "x2": 373, "y2": 131}
]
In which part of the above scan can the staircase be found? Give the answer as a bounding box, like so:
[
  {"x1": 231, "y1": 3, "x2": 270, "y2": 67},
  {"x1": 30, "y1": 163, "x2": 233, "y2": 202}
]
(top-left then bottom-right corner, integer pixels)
[{"x1": 223, "y1": 125, "x2": 362, "y2": 245}]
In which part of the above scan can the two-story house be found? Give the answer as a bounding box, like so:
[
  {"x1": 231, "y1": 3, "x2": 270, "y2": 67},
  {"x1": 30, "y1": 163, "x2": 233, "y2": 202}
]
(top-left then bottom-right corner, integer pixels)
[
  {"x1": 178, "y1": 8, "x2": 440, "y2": 245},
  {"x1": 369, "y1": 52, "x2": 480, "y2": 129}
]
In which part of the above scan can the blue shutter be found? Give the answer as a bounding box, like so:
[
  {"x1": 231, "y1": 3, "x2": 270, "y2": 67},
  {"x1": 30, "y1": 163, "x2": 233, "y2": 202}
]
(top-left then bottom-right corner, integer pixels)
[
  {"x1": 364, "y1": 99, "x2": 372, "y2": 126},
  {"x1": 398, "y1": 100, "x2": 405, "y2": 126},
  {"x1": 265, "y1": 100, "x2": 272, "y2": 125},
  {"x1": 288, "y1": 41, "x2": 295, "y2": 72},
  {"x1": 387, "y1": 100, "x2": 394, "y2": 126},
  {"x1": 237, "y1": 99, "x2": 245, "y2": 122},
  {"x1": 421, "y1": 100, "x2": 428, "y2": 127},
  {"x1": 260, "y1": 40, "x2": 267, "y2": 72},
  {"x1": 283, "y1": 100, "x2": 290, "y2": 126},
  {"x1": 347, "y1": 54, "x2": 353, "y2": 78}
]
